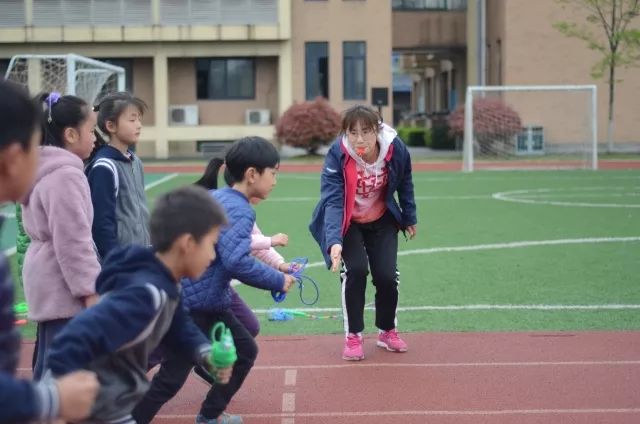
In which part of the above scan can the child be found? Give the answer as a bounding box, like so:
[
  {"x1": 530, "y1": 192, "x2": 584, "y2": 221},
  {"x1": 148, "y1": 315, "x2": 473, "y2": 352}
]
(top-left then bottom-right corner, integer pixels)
[
  {"x1": 309, "y1": 105, "x2": 417, "y2": 361},
  {"x1": 194, "y1": 156, "x2": 293, "y2": 338},
  {"x1": 86, "y1": 92, "x2": 149, "y2": 260},
  {"x1": 0, "y1": 79, "x2": 99, "y2": 423},
  {"x1": 133, "y1": 137, "x2": 297, "y2": 424},
  {"x1": 43, "y1": 185, "x2": 232, "y2": 424},
  {"x1": 21, "y1": 92, "x2": 101, "y2": 379}
]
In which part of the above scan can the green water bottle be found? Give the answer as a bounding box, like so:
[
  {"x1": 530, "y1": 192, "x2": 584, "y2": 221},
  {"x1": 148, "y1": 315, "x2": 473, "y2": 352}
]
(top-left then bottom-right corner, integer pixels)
[{"x1": 210, "y1": 322, "x2": 237, "y2": 370}]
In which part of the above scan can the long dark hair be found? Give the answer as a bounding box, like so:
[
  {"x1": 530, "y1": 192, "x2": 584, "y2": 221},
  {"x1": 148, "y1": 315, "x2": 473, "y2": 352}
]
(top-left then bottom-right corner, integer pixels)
[
  {"x1": 37, "y1": 92, "x2": 90, "y2": 148},
  {"x1": 194, "y1": 157, "x2": 236, "y2": 190}
]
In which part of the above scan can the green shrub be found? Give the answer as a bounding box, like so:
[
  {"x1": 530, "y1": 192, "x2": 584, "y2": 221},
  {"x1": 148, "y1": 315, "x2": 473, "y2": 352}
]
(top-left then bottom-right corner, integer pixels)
[
  {"x1": 397, "y1": 126, "x2": 430, "y2": 147},
  {"x1": 430, "y1": 123, "x2": 456, "y2": 150}
]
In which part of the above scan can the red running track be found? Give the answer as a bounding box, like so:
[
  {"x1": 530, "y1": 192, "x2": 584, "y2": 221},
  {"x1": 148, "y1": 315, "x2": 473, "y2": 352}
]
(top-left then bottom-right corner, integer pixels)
[
  {"x1": 145, "y1": 160, "x2": 640, "y2": 175},
  {"x1": 16, "y1": 331, "x2": 640, "y2": 424}
]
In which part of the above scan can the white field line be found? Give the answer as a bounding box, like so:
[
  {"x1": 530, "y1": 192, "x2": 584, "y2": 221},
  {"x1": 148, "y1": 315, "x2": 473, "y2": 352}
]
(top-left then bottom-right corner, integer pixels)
[
  {"x1": 277, "y1": 174, "x2": 640, "y2": 182},
  {"x1": 492, "y1": 186, "x2": 640, "y2": 208},
  {"x1": 19, "y1": 359, "x2": 640, "y2": 373},
  {"x1": 143, "y1": 173, "x2": 179, "y2": 190},
  {"x1": 254, "y1": 304, "x2": 640, "y2": 314},
  {"x1": 156, "y1": 407, "x2": 640, "y2": 420},
  {"x1": 2, "y1": 173, "x2": 179, "y2": 256},
  {"x1": 268, "y1": 195, "x2": 488, "y2": 202},
  {"x1": 301, "y1": 236, "x2": 640, "y2": 269}
]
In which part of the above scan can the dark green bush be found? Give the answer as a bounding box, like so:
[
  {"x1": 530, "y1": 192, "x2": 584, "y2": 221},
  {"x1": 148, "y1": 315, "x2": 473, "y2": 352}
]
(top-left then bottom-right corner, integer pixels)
[{"x1": 397, "y1": 126, "x2": 431, "y2": 147}]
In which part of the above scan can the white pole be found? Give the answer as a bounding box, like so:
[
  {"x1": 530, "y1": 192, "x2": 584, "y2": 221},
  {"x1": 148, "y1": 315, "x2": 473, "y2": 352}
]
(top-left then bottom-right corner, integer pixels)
[
  {"x1": 590, "y1": 85, "x2": 598, "y2": 170},
  {"x1": 117, "y1": 70, "x2": 126, "y2": 92},
  {"x1": 478, "y1": 0, "x2": 486, "y2": 86},
  {"x1": 66, "y1": 54, "x2": 76, "y2": 96},
  {"x1": 463, "y1": 87, "x2": 474, "y2": 172}
]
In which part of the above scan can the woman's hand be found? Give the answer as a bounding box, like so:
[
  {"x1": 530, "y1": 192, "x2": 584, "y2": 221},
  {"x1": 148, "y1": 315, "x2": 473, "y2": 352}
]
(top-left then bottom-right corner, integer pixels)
[
  {"x1": 406, "y1": 225, "x2": 417, "y2": 240},
  {"x1": 330, "y1": 244, "x2": 342, "y2": 272}
]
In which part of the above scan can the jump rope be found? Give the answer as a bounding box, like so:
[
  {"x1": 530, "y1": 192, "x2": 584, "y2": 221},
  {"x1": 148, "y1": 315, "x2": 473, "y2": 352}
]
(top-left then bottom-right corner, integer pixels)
[
  {"x1": 268, "y1": 257, "x2": 341, "y2": 321},
  {"x1": 12, "y1": 259, "x2": 338, "y2": 324}
]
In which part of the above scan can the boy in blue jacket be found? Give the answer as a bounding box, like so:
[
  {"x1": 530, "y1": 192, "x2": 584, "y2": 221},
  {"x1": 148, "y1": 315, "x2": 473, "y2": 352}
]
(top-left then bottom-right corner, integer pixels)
[
  {"x1": 44, "y1": 185, "x2": 231, "y2": 424},
  {"x1": 0, "y1": 80, "x2": 99, "y2": 423},
  {"x1": 133, "y1": 137, "x2": 296, "y2": 424}
]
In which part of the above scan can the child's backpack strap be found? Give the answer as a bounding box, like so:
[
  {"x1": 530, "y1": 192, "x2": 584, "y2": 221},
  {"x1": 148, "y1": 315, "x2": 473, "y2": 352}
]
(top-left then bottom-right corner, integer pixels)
[{"x1": 92, "y1": 158, "x2": 119, "y2": 198}]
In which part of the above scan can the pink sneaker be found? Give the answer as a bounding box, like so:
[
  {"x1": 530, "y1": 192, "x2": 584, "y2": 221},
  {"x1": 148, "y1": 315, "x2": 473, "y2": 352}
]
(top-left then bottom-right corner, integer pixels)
[
  {"x1": 342, "y1": 333, "x2": 364, "y2": 361},
  {"x1": 377, "y1": 329, "x2": 408, "y2": 352}
]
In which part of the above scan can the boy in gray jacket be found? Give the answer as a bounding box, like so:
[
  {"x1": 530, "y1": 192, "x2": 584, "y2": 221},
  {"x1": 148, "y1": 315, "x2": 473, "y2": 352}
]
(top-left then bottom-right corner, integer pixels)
[{"x1": 44, "y1": 186, "x2": 232, "y2": 424}]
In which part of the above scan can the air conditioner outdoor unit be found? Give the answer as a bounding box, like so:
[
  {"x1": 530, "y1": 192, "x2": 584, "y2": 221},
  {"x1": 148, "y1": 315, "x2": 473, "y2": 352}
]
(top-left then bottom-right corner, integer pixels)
[
  {"x1": 169, "y1": 105, "x2": 199, "y2": 126},
  {"x1": 245, "y1": 109, "x2": 271, "y2": 125}
]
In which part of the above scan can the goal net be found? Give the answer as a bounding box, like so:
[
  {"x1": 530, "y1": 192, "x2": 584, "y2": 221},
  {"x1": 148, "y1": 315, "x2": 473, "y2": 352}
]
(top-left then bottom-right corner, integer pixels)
[
  {"x1": 3, "y1": 54, "x2": 125, "y2": 105},
  {"x1": 458, "y1": 85, "x2": 598, "y2": 171}
]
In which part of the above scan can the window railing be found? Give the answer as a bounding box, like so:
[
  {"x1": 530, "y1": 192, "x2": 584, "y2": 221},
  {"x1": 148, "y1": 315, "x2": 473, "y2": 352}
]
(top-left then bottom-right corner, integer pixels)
[
  {"x1": 160, "y1": 0, "x2": 278, "y2": 25},
  {"x1": 392, "y1": 0, "x2": 467, "y2": 11},
  {"x1": 32, "y1": 0, "x2": 152, "y2": 26},
  {"x1": 1, "y1": 0, "x2": 278, "y2": 28}
]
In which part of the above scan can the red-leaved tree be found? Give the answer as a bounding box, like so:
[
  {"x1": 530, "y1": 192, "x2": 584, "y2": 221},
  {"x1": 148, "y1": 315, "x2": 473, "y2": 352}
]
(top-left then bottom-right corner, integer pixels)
[
  {"x1": 276, "y1": 97, "x2": 341, "y2": 155},
  {"x1": 448, "y1": 97, "x2": 522, "y2": 154}
]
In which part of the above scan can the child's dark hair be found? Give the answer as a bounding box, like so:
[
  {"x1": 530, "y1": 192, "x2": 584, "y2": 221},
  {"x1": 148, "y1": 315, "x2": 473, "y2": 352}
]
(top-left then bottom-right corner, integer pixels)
[
  {"x1": 150, "y1": 185, "x2": 227, "y2": 253},
  {"x1": 89, "y1": 91, "x2": 147, "y2": 158},
  {"x1": 36, "y1": 92, "x2": 90, "y2": 148},
  {"x1": 194, "y1": 157, "x2": 233, "y2": 190},
  {"x1": 222, "y1": 136, "x2": 279, "y2": 184},
  {"x1": 341, "y1": 104, "x2": 383, "y2": 134},
  {"x1": 0, "y1": 80, "x2": 41, "y2": 151}
]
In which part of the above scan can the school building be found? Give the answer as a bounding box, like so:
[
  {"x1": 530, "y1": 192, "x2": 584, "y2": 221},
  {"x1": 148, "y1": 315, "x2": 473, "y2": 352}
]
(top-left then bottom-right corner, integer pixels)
[{"x1": 0, "y1": 0, "x2": 637, "y2": 158}]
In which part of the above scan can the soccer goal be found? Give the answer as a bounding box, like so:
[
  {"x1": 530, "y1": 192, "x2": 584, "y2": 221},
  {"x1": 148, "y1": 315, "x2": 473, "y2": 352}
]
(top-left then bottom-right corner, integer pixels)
[
  {"x1": 460, "y1": 85, "x2": 598, "y2": 171},
  {"x1": 3, "y1": 53, "x2": 125, "y2": 105}
]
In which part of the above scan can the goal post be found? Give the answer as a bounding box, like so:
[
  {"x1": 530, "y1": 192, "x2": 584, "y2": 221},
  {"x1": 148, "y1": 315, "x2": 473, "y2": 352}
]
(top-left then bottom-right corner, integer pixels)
[
  {"x1": 3, "y1": 53, "x2": 126, "y2": 105},
  {"x1": 461, "y1": 85, "x2": 598, "y2": 172}
]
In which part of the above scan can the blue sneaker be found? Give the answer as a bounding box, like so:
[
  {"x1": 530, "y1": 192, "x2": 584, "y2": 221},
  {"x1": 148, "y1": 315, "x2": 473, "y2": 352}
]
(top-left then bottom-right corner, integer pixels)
[{"x1": 195, "y1": 413, "x2": 243, "y2": 424}]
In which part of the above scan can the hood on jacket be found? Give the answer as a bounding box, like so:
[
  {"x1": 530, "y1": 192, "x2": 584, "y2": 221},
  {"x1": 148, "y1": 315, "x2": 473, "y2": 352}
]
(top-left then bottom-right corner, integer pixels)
[
  {"x1": 96, "y1": 245, "x2": 179, "y2": 299},
  {"x1": 21, "y1": 146, "x2": 84, "y2": 205},
  {"x1": 86, "y1": 144, "x2": 136, "y2": 170},
  {"x1": 341, "y1": 122, "x2": 397, "y2": 186}
]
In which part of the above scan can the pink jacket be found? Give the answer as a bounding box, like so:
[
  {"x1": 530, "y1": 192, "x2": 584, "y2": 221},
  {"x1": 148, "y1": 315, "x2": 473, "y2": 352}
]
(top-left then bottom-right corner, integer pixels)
[
  {"x1": 251, "y1": 223, "x2": 284, "y2": 269},
  {"x1": 21, "y1": 146, "x2": 99, "y2": 322}
]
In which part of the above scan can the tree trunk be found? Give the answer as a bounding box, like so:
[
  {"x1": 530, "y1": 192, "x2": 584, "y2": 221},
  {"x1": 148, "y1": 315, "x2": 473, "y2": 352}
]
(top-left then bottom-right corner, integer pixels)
[{"x1": 607, "y1": 60, "x2": 616, "y2": 153}]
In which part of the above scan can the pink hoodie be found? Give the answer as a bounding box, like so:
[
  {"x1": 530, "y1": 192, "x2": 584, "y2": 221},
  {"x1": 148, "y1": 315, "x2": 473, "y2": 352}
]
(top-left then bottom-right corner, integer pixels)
[
  {"x1": 251, "y1": 223, "x2": 284, "y2": 269},
  {"x1": 21, "y1": 146, "x2": 99, "y2": 322}
]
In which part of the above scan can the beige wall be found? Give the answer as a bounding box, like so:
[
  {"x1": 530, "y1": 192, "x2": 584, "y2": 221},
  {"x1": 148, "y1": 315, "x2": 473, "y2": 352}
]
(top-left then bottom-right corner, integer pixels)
[
  {"x1": 393, "y1": 10, "x2": 466, "y2": 49},
  {"x1": 291, "y1": 0, "x2": 393, "y2": 123},
  {"x1": 167, "y1": 57, "x2": 279, "y2": 127},
  {"x1": 486, "y1": 0, "x2": 640, "y2": 145},
  {"x1": 133, "y1": 58, "x2": 155, "y2": 126},
  {"x1": 485, "y1": 0, "x2": 505, "y2": 86}
]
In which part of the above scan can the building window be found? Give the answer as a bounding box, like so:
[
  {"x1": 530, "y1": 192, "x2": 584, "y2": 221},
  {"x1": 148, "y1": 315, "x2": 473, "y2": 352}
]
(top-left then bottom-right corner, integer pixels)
[
  {"x1": 95, "y1": 58, "x2": 134, "y2": 92},
  {"x1": 33, "y1": 0, "x2": 151, "y2": 26},
  {"x1": 343, "y1": 41, "x2": 366, "y2": 100},
  {"x1": 196, "y1": 58, "x2": 255, "y2": 100},
  {"x1": 0, "y1": 59, "x2": 10, "y2": 78},
  {"x1": 305, "y1": 42, "x2": 329, "y2": 100},
  {"x1": 392, "y1": 0, "x2": 467, "y2": 10},
  {"x1": 441, "y1": 71, "x2": 450, "y2": 111}
]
